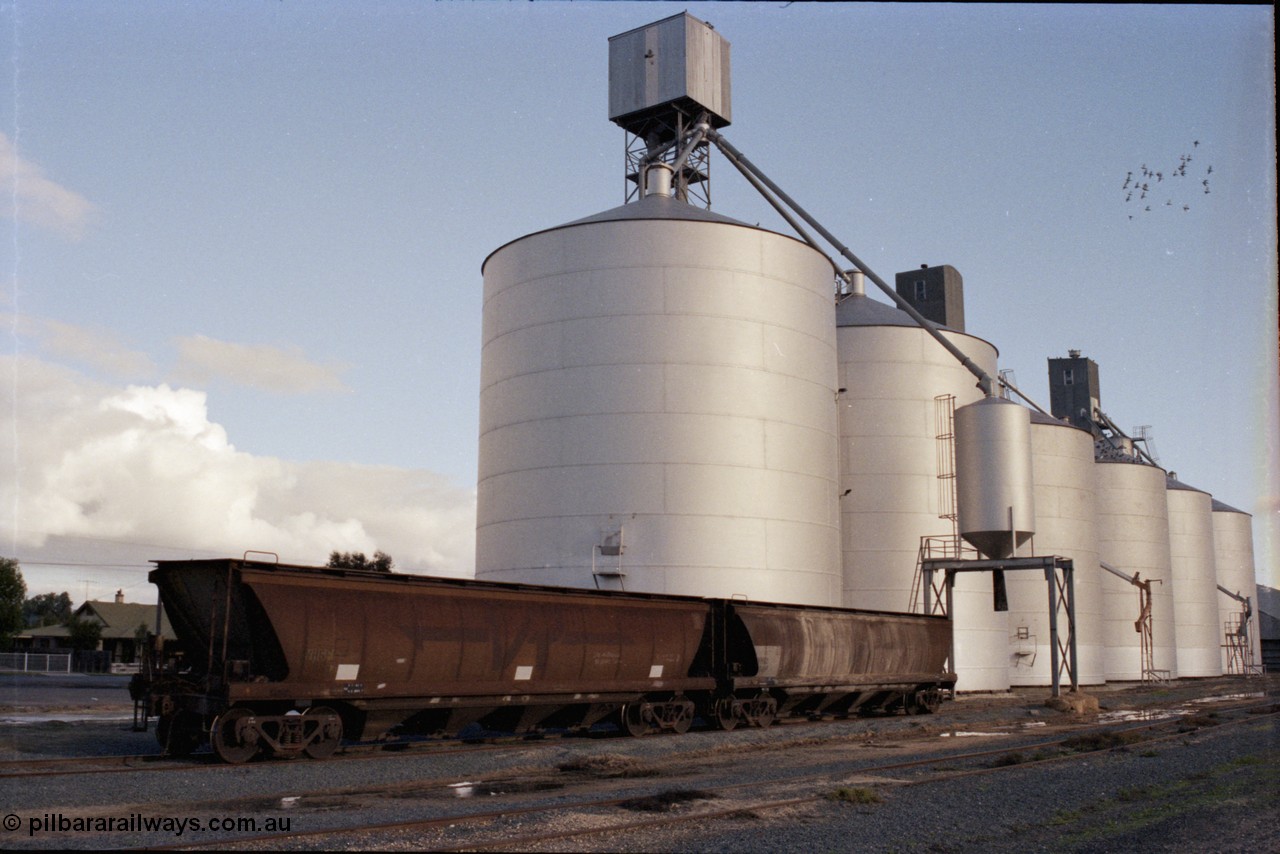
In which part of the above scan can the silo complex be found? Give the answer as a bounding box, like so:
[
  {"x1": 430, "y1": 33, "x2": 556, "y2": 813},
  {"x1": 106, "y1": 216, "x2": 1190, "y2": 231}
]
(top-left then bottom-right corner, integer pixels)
[
  {"x1": 475, "y1": 194, "x2": 842, "y2": 606},
  {"x1": 834, "y1": 292, "x2": 1009, "y2": 690},
  {"x1": 1165, "y1": 479, "x2": 1223, "y2": 677},
  {"x1": 1095, "y1": 460, "x2": 1178, "y2": 680},
  {"x1": 1006, "y1": 413, "x2": 1105, "y2": 686},
  {"x1": 1211, "y1": 500, "x2": 1262, "y2": 672}
]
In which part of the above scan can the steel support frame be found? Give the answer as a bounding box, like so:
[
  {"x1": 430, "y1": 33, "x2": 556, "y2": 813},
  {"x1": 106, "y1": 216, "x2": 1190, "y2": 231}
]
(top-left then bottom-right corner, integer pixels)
[
  {"x1": 922, "y1": 556, "x2": 1078, "y2": 697},
  {"x1": 624, "y1": 111, "x2": 711, "y2": 207}
]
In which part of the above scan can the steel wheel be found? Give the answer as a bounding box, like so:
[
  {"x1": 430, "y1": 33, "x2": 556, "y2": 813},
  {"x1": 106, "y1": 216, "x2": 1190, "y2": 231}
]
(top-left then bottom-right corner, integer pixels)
[
  {"x1": 211, "y1": 708, "x2": 259, "y2": 764},
  {"x1": 620, "y1": 703, "x2": 649, "y2": 737},
  {"x1": 712, "y1": 698, "x2": 739, "y2": 731},
  {"x1": 303, "y1": 706, "x2": 343, "y2": 759},
  {"x1": 670, "y1": 700, "x2": 694, "y2": 735},
  {"x1": 752, "y1": 694, "x2": 776, "y2": 728}
]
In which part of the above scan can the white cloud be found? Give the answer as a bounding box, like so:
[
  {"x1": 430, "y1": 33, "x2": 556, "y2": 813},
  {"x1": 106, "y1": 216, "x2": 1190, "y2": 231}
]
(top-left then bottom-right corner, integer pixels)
[
  {"x1": 172, "y1": 334, "x2": 349, "y2": 393},
  {"x1": 1, "y1": 355, "x2": 475, "y2": 583},
  {"x1": 0, "y1": 132, "x2": 94, "y2": 240}
]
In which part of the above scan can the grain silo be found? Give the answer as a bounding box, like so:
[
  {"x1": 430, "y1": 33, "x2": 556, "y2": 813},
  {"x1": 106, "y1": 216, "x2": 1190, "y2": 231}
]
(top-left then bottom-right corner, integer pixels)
[
  {"x1": 835, "y1": 272, "x2": 1010, "y2": 691},
  {"x1": 1165, "y1": 477, "x2": 1224, "y2": 677},
  {"x1": 1005, "y1": 411, "x2": 1106, "y2": 686},
  {"x1": 474, "y1": 14, "x2": 842, "y2": 606},
  {"x1": 1211, "y1": 499, "x2": 1262, "y2": 673},
  {"x1": 1095, "y1": 458, "x2": 1178, "y2": 680}
]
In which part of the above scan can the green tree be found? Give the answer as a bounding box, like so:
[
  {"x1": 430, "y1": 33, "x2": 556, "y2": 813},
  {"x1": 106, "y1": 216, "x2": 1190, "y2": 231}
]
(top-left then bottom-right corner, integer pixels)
[
  {"x1": 326, "y1": 550, "x2": 394, "y2": 573},
  {"x1": 0, "y1": 557, "x2": 27, "y2": 650},
  {"x1": 66, "y1": 616, "x2": 103, "y2": 652},
  {"x1": 24, "y1": 591, "x2": 73, "y2": 627}
]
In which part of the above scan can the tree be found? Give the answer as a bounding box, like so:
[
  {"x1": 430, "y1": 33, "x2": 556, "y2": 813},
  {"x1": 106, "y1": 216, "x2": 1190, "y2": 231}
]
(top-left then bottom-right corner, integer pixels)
[
  {"x1": 326, "y1": 550, "x2": 395, "y2": 573},
  {"x1": 0, "y1": 557, "x2": 26, "y2": 650},
  {"x1": 66, "y1": 616, "x2": 103, "y2": 652},
  {"x1": 24, "y1": 591, "x2": 73, "y2": 627}
]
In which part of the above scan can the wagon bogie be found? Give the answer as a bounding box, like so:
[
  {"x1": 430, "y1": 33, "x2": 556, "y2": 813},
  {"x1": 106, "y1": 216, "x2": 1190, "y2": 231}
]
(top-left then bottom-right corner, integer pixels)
[{"x1": 618, "y1": 695, "x2": 696, "y2": 736}]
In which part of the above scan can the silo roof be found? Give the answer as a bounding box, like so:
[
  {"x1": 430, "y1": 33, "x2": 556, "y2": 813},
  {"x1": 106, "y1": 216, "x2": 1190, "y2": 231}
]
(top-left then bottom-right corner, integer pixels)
[
  {"x1": 1211, "y1": 498, "x2": 1250, "y2": 515},
  {"x1": 834, "y1": 292, "x2": 998, "y2": 359},
  {"x1": 560, "y1": 193, "x2": 758, "y2": 228},
  {"x1": 483, "y1": 194, "x2": 791, "y2": 273},
  {"x1": 1029, "y1": 409, "x2": 1092, "y2": 433},
  {"x1": 834, "y1": 293, "x2": 919, "y2": 328},
  {"x1": 1166, "y1": 476, "x2": 1210, "y2": 495}
]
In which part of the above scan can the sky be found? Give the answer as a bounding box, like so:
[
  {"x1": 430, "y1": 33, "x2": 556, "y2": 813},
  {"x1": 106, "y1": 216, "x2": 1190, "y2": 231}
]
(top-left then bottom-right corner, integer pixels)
[{"x1": 2, "y1": 2, "x2": 1276, "y2": 604}]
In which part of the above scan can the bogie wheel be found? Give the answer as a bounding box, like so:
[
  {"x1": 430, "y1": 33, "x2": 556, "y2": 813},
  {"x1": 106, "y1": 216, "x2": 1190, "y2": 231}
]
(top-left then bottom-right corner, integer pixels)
[
  {"x1": 303, "y1": 706, "x2": 343, "y2": 759},
  {"x1": 752, "y1": 694, "x2": 776, "y2": 728},
  {"x1": 620, "y1": 703, "x2": 650, "y2": 737},
  {"x1": 712, "y1": 698, "x2": 739, "y2": 732},
  {"x1": 911, "y1": 690, "x2": 940, "y2": 715},
  {"x1": 157, "y1": 712, "x2": 203, "y2": 757},
  {"x1": 670, "y1": 700, "x2": 694, "y2": 735},
  {"x1": 211, "y1": 708, "x2": 260, "y2": 764}
]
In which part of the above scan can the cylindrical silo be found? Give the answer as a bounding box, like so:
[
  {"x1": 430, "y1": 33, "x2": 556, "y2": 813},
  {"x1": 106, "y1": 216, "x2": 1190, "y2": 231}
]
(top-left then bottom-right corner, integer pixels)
[
  {"x1": 1165, "y1": 477, "x2": 1223, "y2": 677},
  {"x1": 1006, "y1": 413, "x2": 1105, "y2": 686},
  {"x1": 475, "y1": 194, "x2": 842, "y2": 606},
  {"x1": 1211, "y1": 499, "x2": 1262, "y2": 673},
  {"x1": 834, "y1": 292, "x2": 1008, "y2": 691},
  {"x1": 954, "y1": 397, "x2": 1035, "y2": 560},
  {"x1": 1095, "y1": 459, "x2": 1177, "y2": 680}
]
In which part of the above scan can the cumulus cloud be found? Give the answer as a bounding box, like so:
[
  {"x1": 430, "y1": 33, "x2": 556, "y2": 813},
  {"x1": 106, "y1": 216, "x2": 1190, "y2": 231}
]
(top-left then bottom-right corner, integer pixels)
[
  {"x1": 1, "y1": 355, "x2": 475, "y2": 578},
  {"x1": 0, "y1": 132, "x2": 94, "y2": 240},
  {"x1": 2, "y1": 313, "x2": 156, "y2": 379},
  {"x1": 172, "y1": 334, "x2": 349, "y2": 393}
]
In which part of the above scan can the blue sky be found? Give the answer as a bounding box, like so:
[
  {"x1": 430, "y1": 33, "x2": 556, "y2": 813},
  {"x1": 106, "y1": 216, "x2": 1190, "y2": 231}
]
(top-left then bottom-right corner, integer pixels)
[{"x1": 2, "y1": 2, "x2": 1275, "y2": 600}]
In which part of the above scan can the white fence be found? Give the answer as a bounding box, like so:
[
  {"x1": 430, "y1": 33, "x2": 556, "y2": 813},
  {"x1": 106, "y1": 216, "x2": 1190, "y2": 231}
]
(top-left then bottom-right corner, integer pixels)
[{"x1": 0, "y1": 652, "x2": 72, "y2": 673}]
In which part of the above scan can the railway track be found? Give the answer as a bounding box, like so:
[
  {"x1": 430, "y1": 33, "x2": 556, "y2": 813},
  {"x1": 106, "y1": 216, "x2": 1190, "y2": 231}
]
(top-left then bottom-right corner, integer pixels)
[
  {"x1": 0, "y1": 702, "x2": 909, "y2": 780},
  {"x1": 139, "y1": 695, "x2": 1277, "y2": 851}
]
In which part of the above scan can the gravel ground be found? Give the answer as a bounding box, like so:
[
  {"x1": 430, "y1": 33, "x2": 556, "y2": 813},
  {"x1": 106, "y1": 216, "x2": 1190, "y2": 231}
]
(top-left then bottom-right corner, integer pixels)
[{"x1": 1, "y1": 674, "x2": 1276, "y2": 851}]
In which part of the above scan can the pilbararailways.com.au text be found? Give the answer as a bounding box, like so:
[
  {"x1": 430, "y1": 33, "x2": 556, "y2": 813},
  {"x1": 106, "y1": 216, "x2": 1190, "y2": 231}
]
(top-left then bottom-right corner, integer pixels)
[{"x1": 11, "y1": 812, "x2": 292, "y2": 837}]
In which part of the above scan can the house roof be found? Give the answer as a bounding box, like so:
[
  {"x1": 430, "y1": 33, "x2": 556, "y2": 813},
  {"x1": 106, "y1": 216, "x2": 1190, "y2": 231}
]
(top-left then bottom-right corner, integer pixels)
[{"x1": 76, "y1": 600, "x2": 174, "y2": 639}]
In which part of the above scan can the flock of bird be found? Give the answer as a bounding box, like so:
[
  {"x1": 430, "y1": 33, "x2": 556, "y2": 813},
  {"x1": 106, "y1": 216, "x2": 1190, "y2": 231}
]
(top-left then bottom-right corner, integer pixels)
[{"x1": 1122, "y1": 140, "x2": 1213, "y2": 218}]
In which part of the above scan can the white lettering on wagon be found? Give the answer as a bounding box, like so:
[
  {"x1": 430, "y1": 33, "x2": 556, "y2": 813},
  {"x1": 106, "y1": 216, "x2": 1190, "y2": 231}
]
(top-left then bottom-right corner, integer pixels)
[
  {"x1": 335, "y1": 663, "x2": 360, "y2": 681},
  {"x1": 514, "y1": 665, "x2": 533, "y2": 681}
]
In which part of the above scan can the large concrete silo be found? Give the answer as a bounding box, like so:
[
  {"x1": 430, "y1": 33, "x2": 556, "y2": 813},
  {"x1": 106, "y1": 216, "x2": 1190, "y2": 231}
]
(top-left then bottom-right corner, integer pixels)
[
  {"x1": 475, "y1": 194, "x2": 842, "y2": 606},
  {"x1": 1211, "y1": 499, "x2": 1262, "y2": 673},
  {"x1": 1005, "y1": 412, "x2": 1105, "y2": 686},
  {"x1": 1165, "y1": 478, "x2": 1223, "y2": 677},
  {"x1": 1095, "y1": 459, "x2": 1178, "y2": 680},
  {"x1": 834, "y1": 286, "x2": 1009, "y2": 690}
]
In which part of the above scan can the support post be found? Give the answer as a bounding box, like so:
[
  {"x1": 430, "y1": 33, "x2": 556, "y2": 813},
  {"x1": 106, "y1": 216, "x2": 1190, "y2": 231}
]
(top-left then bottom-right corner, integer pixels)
[{"x1": 1046, "y1": 564, "x2": 1060, "y2": 698}]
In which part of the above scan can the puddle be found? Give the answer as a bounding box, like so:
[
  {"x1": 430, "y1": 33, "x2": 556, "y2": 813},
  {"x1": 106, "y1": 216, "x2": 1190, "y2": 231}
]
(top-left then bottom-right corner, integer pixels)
[
  {"x1": 1095, "y1": 709, "x2": 1184, "y2": 724},
  {"x1": 940, "y1": 731, "x2": 1009, "y2": 738},
  {"x1": 1096, "y1": 693, "x2": 1264, "y2": 724},
  {"x1": 448, "y1": 779, "x2": 564, "y2": 799},
  {"x1": 1187, "y1": 692, "x2": 1264, "y2": 705}
]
